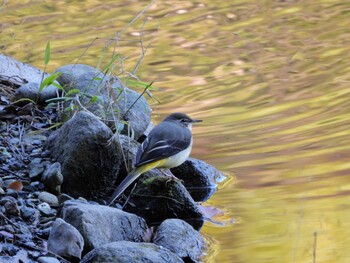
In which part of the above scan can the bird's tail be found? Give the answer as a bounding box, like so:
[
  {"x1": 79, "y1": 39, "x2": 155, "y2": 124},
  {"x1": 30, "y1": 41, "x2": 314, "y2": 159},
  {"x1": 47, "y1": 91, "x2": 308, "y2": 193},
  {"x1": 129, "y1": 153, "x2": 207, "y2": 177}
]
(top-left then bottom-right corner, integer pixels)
[
  {"x1": 107, "y1": 161, "x2": 162, "y2": 206},
  {"x1": 107, "y1": 168, "x2": 141, "y2": 206}
]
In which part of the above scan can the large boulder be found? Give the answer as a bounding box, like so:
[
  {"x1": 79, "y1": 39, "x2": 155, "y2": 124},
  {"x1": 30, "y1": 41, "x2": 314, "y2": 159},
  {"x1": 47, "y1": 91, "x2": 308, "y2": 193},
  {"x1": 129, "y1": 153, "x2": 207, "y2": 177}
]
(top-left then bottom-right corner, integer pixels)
[
  {"x1": 59, "y1": 200, "x2": 148, "y2": 254},
  {"x1": 44, "y1": 111, "x2": 122, "y2": 200},
  {"x1": 54, "y1": 64, "x2": 151, "y2": 139},
  {"x1": 123, "y1": 176, "x2": 204, "y2": 230},
  {"x1": 81, "y1": 241, "x2": 184, "y2": 263},
  {"x1": 0, "y1": 54, "x2": 59, "y2": 104}
]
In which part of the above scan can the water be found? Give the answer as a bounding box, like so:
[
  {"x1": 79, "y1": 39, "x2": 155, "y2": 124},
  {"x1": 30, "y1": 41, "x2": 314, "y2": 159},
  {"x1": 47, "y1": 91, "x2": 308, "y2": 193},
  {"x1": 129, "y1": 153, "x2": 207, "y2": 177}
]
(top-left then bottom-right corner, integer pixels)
[{"x1": 2, "y1": 1, "x2": 350, "y2": 262}]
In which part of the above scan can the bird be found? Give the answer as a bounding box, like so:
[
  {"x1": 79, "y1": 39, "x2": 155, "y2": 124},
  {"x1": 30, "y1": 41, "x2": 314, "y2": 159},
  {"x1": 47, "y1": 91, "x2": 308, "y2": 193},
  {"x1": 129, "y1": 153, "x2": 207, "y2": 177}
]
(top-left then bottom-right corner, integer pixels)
[{"x1": 108, "y1": 112, "x2": 202, "y2": 205}]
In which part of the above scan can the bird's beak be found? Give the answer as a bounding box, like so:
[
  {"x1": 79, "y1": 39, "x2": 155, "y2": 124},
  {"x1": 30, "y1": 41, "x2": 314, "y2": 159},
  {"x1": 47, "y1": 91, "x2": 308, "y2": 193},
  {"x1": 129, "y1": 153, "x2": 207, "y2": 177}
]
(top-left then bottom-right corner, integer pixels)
[{"x1": 191, "y1": 119, "x2": 202, "y2": 123}]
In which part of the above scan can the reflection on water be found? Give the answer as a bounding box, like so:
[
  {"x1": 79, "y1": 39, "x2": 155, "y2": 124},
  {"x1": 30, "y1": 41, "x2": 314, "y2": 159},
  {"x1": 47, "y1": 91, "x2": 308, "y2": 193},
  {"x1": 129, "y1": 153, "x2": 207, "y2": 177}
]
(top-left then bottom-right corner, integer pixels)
[{"x1": 3, "y1": 0, "x2": 350, "y2": 262}]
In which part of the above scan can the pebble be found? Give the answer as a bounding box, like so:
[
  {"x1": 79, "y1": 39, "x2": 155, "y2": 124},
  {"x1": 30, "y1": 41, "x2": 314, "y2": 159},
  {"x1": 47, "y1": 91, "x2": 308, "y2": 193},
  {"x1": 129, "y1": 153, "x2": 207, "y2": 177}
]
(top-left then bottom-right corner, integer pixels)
[
  {"x1": 37, "y1": 202, "x2": 56, "y2": 216},
  {"x1": 6, "y1": 189, "x2": 19, "y2": 198},
  {"x1": 28, "y1": 158, "x2": 45, "y2": 179},
  {"x1": 4, "y1": 198, "x2": 20, "y2": 216},
  {"x1": 20, "y1": 205, "x2": 36, "y2": 219},
  {"x1": 38, "y1": 191, "x2": 59, "y2": 207}
]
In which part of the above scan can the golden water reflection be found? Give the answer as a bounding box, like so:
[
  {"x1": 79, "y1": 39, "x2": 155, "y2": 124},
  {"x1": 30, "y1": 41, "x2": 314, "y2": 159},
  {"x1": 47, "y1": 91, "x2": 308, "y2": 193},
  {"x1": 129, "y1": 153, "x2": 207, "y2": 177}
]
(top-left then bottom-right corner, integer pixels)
[{"x1": 2, "y1": 0, "x2": 350, "y2": 262}]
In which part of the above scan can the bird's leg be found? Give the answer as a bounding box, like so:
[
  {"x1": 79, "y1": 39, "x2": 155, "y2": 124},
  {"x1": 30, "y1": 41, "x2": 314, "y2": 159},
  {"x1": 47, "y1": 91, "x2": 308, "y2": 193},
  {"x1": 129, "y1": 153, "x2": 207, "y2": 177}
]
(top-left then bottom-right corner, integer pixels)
[{"x1": 160, "y1": 168, "x2": 176, "y2": 178}]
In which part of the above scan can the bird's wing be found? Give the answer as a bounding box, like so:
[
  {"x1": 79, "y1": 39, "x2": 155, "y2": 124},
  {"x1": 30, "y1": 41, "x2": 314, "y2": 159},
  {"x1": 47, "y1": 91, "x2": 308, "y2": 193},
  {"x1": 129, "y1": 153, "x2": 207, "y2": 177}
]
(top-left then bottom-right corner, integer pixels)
[{"x1": 135, "y1": 122, "x2": 191, "y2": 167}]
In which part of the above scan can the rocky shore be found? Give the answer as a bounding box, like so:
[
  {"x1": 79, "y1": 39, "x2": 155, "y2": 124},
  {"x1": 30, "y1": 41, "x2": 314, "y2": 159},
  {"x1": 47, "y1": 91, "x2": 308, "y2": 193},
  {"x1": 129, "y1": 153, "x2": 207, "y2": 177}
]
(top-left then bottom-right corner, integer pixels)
[{"x1": 0, "y1": 54, "x2": 225, "y2": 263}]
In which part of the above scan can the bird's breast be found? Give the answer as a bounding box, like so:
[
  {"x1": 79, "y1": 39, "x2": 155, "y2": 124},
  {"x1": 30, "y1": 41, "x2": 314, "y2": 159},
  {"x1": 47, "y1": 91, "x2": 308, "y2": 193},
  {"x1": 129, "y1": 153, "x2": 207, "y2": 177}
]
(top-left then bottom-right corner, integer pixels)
[{"x1": 159, "y1": 140, "x2": 193, "y2": 168}]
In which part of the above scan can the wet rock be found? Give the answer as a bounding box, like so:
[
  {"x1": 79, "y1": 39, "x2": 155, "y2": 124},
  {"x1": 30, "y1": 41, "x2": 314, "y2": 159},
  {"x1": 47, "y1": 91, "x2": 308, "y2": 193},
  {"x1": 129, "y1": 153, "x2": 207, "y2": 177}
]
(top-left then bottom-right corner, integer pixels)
[
  {"x1": 123, "y1": 176, "x2": 204, "y2": 230},
  {"x1": 171, "y1": 158, "x2": 225, "y2": 202},
  {"x1": 37, "y1": 256, "x2": 60, "y2": 263},
  {"x1": 59, "y1": 200, "x2": 147, "y2": 253},
  {"x1": 13, "y1": 82, "x2": 59, "y2": 105},
  {"x1": 38, "y1": 191, "x2": 59, "y2": 207},
  {"x1": 81, "y1": 241, "x2": 184, "y2": 263},
  {"x1": 153, "y1": 219, "x2": 205, "y2": 262},
  {"x1": 47, "y1": 218, "x2": 84, "y2": 261},
  {"x1": 28, "y1": 158, "x2": 45, "y2": 180},
  {"x1": 41, "y1": 162, "x2": 63, "y2": 195},
  {"x1": 45, "y1": 111, "x2": 122, "y2": 199}
]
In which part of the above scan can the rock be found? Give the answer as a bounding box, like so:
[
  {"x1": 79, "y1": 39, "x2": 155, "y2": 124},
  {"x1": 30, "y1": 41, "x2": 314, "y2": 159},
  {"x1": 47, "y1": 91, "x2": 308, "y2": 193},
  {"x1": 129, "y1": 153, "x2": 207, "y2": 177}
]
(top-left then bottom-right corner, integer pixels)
[
  {"x1": 20, "y1": 206, "x2": 38, "y2": 221},
  {"x1": 47, "y1": 218, "x2": 84, "y2": 261},
  {"x1": 116, "y1": 86, "x2": 151, "y2": 140},
  {"x1": 28, "y1": 158, "x2": 45, "y2": 180},
  {"x1": 13, "y1": 82, "x2": 59, "y2": 105},
  {"x1": 41, "y1": 162, "x2": 63, "y2": 195},
  {"x1": 123, "y1": 176, "x2": 204, "y2": 230},
  {"x1": 37, "y1": 203, "x2": 56, "y2": 217},
  {"x1": 55, "y1": 63, "x2": 151, "y2": 140},
  {"x1": 1, "y1": 243, "x2": 19, "y2": 256},
  {"x1": 171, "y1": 158, "x2": 225, "y2": 202},
  {"x1": 0, "y1": 54, "x2": 48, "y2": 86},
  {"x1": 55, "y1": 64, "x2": 101, "y2": 87},
  {"x1": 58, "y1": 193, "x2": 74, "y2": 204},
  {"x1": 44, "y1": 111, "x2": 122, "y2": 199},
  {"x1": 3, "y1": 198, "x2": 20, "y2": 217},
  {"x1": 37, "y1": 256, "x2": 60, "y2": 263},
  {"x1": 81, "y1": 241, "x2": 184, "y2": 263},
  {"x1": 38, "y1": 191, "x2": 59, "y2": 207},
  {"x1": 59, "y1": 200, "x2": 147, "y2": 253},
  {"x1": 153, "y1": 219, "x2": 205, "y2": 262}
]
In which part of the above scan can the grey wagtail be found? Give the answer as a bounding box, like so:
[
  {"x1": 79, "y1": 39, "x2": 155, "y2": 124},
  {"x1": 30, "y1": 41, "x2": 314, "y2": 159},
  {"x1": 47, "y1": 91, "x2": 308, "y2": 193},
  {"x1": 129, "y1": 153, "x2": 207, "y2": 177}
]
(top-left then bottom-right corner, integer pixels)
[{"x1": 108, "y1": 112, "x2": 202, "y2": 205}]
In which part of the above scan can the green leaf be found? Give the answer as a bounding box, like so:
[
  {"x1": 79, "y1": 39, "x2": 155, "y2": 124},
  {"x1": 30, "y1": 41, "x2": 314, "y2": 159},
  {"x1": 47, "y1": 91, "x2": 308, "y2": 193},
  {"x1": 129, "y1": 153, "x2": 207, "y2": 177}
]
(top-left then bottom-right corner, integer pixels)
[
  {"x1": 66, "y1": 89, "x2": 81, "y2": 96},
  {"x1": 90, "y1": 95, "x2": 99, "y2": 103},
  {"x1": 45, "y1": 96, "x2": 74, "y2": 103},
  {"x1": 124, "y1": 79, "x2": 156, "y2": 90},
  {"x1": 39, "y1": 72, "x2": 62, "y2": 93},
  {"x1": 103, "y1": 53, "x2": 121, "y2": 74},
  {"x1": 45, "y1": 41, "x2": 51, "y2": 65}
]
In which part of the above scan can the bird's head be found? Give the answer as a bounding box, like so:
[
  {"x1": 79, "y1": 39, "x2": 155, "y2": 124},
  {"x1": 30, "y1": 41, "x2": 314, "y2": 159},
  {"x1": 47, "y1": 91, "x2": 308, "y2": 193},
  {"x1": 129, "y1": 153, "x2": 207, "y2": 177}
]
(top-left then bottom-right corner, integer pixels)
[{"x1": 164, "y1": 112, "x2": 202, "y2": 129}]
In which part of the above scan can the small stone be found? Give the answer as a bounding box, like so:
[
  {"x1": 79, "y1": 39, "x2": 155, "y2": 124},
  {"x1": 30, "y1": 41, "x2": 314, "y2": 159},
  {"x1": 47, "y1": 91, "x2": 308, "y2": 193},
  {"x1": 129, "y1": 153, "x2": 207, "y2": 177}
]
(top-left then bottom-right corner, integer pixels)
[
  {"x1": 20, "y1": 206, "x2": 37, "y2": 220},
  {"x1": 6, "y1": 189, "x2": 19, "y2": 198},
  {"x1": 0, "y1": 147, "x2": 12, "y2": 160},
  {"x1": 4, "y1": 224, "x2": 15, "y2": 233},
  {"x1": 37, "y1": 256, "x2": 60, "y2": 263},
  {"x1": 9, "y1": 138, "x2": 19, "y2": 145},
  {"x1": 38, "y1": 191, "x2": 59, "y2": 207},
  {"x1": 0, "y1": 187, "x2": 5, "y2": 195},
  {"x1": 58, "y1": 193, "x2": 74, "y2": 204},
  {"x1": 42, "y1": 162, "x2": 63, "y2": 195},
  {"x1": 32, "y1": 139, "x2": 43, "y2": 146},
  {"x1": 2, "y1": 243, "x2": 19, "y2": 256},
  {"x1": 28, "y1": 158, "x2": 45, "y2": 180},
  {"x1": 37, "y1": 202, "x2": 56, "y2": 216},
  {"x1": 30, "y1": 148, "x2": 43, "y2": 157}
]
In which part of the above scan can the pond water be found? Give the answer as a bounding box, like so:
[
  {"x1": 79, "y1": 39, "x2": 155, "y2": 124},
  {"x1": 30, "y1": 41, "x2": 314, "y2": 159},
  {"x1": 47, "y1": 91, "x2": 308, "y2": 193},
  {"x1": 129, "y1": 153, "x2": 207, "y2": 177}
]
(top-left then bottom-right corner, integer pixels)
[{"x1": 2, "y1": 1, "x2": 350, "y2": 262}]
